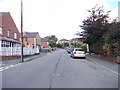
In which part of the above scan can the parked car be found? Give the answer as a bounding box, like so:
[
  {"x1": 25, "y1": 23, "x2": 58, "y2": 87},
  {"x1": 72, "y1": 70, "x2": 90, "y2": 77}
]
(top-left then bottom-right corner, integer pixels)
[
  {"x1": 70, "y1": 48, "x2": 86, "y2": 59},
  {"x1": 67, "y1": 48, "x2": 74, "y2": 53}
]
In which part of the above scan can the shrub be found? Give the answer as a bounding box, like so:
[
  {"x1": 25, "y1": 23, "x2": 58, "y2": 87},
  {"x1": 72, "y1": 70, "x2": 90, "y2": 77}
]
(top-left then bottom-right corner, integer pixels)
[
  {"x1": 103, "y1": 43, "x2": 110, "y2": 56},
  {"x1": 80, "y1": 45, "x2": 87, "y2": 52}
]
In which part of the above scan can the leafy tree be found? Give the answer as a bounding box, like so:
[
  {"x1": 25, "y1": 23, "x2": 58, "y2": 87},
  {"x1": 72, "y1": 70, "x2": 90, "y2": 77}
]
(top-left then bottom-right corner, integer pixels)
[
  {"x1": 64, "y1": 43, "x2": 69, "y2": 47},
  {"x1": 70, "y1": 43, "x2": 75, "y2": 47},
  {"x1": 108, "y1": 21, "x2": 120, "y2": 56},
  {"x1": 79, "y1": 5, "x2": 110, "y2": 45},
  {"x1": 76, "y1": 43, "x2": 81, "y2": 48},
  {"x1": 57, "y1": 43, "x2": 62, "y2": 48},
  {"x1": 45, "y1": 35, "x2": 58, "y2": 47},
  {"x1": 80, "y1": 45, "x2": 87, "y2": 52}
]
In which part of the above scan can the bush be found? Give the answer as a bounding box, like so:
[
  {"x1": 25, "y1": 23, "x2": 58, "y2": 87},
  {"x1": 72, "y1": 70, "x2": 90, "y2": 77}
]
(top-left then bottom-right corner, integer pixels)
[
  {"x1": 103, "y1": 43, "x2": 110, "y2": 56},
  {"x1": 57, "y1": 43, "x2": 62, "y2": 48},
  {"x1": 76, "y1": 43, "x2": 81, "y2": 48},
  {"x1": 80, "y1": 45, "x2": 87, "y2": 52}
]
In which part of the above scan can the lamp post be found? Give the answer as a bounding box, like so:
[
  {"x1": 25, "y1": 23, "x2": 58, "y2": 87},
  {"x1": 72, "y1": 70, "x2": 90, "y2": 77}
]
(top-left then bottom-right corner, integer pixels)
[{"x1": 21, "y1": 0, "x2": 24, "y2": 62}]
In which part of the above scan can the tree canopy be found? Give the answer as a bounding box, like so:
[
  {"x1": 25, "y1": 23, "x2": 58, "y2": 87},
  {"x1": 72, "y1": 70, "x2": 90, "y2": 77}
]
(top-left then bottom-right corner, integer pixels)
[
  {"x1": 80, "y1": 5, "x2": 110, "y2": 45},
  {"x1": 45, "y1": 35, "x2": 58, "y2": 47},
  {"x1": 76, "y1": 5, "x2": 120, "y2": 56}
]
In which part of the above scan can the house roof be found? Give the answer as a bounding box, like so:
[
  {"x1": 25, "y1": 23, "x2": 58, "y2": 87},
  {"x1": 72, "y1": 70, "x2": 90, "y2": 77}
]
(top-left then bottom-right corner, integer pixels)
[
  {"x1": 0, "y1": 12, "x2": 9, "y2": 16},
  {"x1": 59, "y1": 39, "x2": 69, "y2": 41},
  {"x1": 23, "y1": 32, "x2": 39, "y2": 38},
  {"x1": 41, "y1": 38, "x2": 49, "y2": 42}
]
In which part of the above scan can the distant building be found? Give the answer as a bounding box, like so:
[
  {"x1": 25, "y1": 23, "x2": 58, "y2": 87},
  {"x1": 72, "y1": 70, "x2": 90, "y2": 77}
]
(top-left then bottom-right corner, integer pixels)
[
  {"x1": 23, "y1": 32, "x2": 41, "y2": 51},
  {"x1": 41, "y1": 38, "x2": 49, "y2": 48},
  {"x1": 58, "y1": 38, "x2": 86, "y2": 46},
  {"x1": 0, "y1": 12, "x2": 21, "y2": 48},
  {"x1": 70, "y1": 38, "x2": 87, "y2": 45},
  {"x1": 58, "y1": 39, "x2": 69, "y2": 44}
]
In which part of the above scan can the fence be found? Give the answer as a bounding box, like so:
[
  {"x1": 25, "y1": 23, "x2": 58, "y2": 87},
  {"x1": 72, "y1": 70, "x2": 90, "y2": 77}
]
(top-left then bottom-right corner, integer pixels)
[
  {"x1": 41, "y1": 48, "x2": 51, "y2": 53},
  {"x1": 0, "y1": 47, "x2": 39, "y2": 56}
]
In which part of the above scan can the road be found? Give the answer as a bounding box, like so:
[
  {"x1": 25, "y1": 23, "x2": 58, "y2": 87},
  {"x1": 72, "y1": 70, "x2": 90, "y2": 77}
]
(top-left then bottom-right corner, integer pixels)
[{"x1": 2, "y1": 49, "x2": 118, "y2": 88}]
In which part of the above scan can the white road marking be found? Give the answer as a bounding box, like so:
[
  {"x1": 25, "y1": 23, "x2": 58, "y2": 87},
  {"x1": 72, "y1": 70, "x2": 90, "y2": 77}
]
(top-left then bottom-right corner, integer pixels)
[
  {"x1": 0, "y1": 68, "x2": 4, "y2": 72},
  {"x1": 4, "y1": 67, "x2": 10, "y2": 70},
  {"x1": 99, "y1": 64, "x2": 120, "y2": 76},
  {"x1": 0, "y1": 63, "x2": 22, "y2": 72}
]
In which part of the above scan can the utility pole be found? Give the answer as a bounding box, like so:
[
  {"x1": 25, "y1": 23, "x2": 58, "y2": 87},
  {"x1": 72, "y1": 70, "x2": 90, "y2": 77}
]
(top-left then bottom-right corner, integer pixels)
[
  {"x1": 21, "y1": 0, "x2": 24, "y2": 62},
  {"x1": 118, "y1": 1, "x2": 120, "y2": 22}
]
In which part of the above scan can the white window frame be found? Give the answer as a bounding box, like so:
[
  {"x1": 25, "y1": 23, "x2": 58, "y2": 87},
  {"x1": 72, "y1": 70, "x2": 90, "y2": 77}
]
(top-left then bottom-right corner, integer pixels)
[
  {"x1": 14, "y1": 32, "x2": 17, "y2": 39},
  {"x1": 0, "y1": 26, "x2": 3, "y2": 35},
  {"x1": 7, "y1": 30, "x2": 10, "y2": 37}
]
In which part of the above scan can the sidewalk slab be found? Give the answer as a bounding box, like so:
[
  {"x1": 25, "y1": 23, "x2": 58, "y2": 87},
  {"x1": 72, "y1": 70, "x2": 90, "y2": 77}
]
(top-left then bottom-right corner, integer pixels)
[
  {"x1": 86, "y1": 55, "x2": 119, "y2": 74},
  {"x1": 0, "y1": 53, "x2": 46, "y2": 67}
]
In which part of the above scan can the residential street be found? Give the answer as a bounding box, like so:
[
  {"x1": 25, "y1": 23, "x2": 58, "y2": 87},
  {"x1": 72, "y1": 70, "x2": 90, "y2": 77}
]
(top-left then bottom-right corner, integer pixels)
[{"x1": 2, "y1": 49, "x2": 118, "y2": 88}]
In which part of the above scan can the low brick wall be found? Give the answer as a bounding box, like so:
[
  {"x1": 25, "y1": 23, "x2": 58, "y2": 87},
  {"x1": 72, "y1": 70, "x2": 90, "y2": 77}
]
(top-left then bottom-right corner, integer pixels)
[
  {"x1": 0, "y1": 56, "x2": 21, "y2": 61},
  {"x1": 0, "y1": 54, "x2": 38, "y2": 61},
  {"x1": 90, "y1": 54, "x2": 120, "y2": 63}
]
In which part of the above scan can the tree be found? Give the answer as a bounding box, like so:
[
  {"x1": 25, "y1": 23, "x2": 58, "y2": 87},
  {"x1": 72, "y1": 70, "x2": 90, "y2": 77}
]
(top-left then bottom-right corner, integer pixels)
[
  {"x1": 108, "y1": 21, "x2": 120, "y2": 56},
  {"x1": 79, "y1": 5, "x2": 110, "y2": 45},
  {"x1": 57, "y1": 43, "x2": 62, "y2": 48},
  {"x1": 80, "y1": 45, "x2": 87, "y2": 52},
  {"x1": 79, "y1": 5, "x2": 120, "y2": 57},
  {"x1": 76, "y1": 43, "x2": 81, "y2": 48},
  {"x1": 45, "y1": 35, "x2": 58, "y2": 48},
  {"x1": 64, "y1": 43, "x2": 69, "y2": 47}
]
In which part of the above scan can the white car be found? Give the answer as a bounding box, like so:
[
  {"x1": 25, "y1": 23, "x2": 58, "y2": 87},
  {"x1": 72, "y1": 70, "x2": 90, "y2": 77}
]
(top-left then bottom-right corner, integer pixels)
[{"x1": 70, "y1": 48, "x2": 86, "y2": 59}]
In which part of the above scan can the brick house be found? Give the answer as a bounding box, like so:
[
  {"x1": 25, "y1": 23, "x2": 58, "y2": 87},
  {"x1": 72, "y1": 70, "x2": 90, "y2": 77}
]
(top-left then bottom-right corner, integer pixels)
[
  {"x1": 41, "y1": 38, "x2": 49, "y2": 48},
  {"x1": 58, "y1": 39, "x2": 69, "y2": 44},
  {"x1": 23, "y1": 32, "x2": 41, "y2": 52},
  {"x1": 70, "y1": 38, "x2": 83, "y2": 45},
  {"x1": 0, "y1": 12, "x2": 21, "y2": 48}
]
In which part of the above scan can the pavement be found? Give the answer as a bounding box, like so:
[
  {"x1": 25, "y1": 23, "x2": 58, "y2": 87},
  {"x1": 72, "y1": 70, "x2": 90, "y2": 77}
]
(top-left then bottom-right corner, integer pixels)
[
  {"x1": 1, "y1": 49, "x2": 118, "y2": 88},
  {"x1": 0, "y1": 52, "x2": 47, "y2": 67},
  {"x1": 86, "y1": 55, "x2": 119, "y2": 75}
]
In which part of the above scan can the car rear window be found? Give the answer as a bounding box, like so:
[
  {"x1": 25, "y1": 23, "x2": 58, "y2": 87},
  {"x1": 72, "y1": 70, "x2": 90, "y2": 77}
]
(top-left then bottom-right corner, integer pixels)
[
  {"x1": 70, "y1": 49, "x2": 74, "y2": 51},
  {"x1": 75, "y1": 49, "x2": 84, "y2": 51}
]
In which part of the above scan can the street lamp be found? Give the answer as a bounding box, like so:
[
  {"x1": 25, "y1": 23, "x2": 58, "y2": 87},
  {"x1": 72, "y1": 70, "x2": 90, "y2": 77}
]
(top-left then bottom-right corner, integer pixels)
[{"x1": 21, "y1": 0, "x2": 24, "y2": 62}]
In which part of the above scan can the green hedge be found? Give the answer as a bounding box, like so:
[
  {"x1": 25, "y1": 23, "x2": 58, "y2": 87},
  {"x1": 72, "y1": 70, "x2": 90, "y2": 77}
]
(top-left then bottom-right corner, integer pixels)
[{"x1": 80, "y1": 45, "x2": 87, "y2": 52}]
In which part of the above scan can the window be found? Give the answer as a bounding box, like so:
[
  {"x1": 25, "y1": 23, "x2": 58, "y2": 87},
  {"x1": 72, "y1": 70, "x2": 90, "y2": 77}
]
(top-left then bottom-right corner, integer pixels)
[
  {"x1": 14, "y1": 32, "x2": 17, "y2": 39},
  {"x1": 7, "y1": 30, "x2": 10, "y2": 37},
  {"x1": 75, "y1": 49, "x2": 84, "y2": 51},
  {"x1": 0, "y1": 26, "x2": 2, "y2": 35}
]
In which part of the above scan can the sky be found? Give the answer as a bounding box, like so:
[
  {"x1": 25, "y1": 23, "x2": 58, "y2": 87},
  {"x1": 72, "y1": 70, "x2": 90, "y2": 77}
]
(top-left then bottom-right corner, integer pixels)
[{"x1": 0, "y1": 0, "x2": 119, "y2": 40}]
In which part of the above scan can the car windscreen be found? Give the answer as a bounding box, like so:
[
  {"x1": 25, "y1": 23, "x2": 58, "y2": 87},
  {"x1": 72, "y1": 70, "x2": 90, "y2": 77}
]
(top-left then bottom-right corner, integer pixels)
[{"x1": 75, "y1": 49, "x2": 84, "y2": 51}]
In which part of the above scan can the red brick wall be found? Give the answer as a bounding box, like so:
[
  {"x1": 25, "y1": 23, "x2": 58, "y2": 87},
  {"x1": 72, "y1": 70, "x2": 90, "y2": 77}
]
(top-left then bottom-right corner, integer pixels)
[
  {"x1": 0, "y1": 56, "x2": 21, "y2": 61},
  {"x1": 0, "y1": 13, "x2": 20, "y2": 42},
  {"x1": 41, "y1": 42, "x2": 49, "y2": 48},
  {"x1": 23, "y1": 38, "x2": 35, "y2": 48}
]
